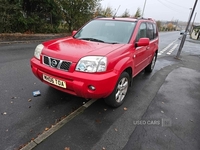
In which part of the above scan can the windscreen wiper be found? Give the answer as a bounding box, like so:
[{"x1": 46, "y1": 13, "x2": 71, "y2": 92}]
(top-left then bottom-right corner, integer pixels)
[
  {"x1": 79, "y1": 38, "x2": 105, "y2": 43},
  {"x1": 106, "y1": 42, "x2": 120, "y2": 44}
]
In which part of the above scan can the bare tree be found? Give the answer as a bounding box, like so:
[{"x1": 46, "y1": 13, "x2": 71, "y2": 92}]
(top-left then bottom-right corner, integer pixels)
[{"x1": 156, "y1": 20, "x2": 162, "y2": 31}]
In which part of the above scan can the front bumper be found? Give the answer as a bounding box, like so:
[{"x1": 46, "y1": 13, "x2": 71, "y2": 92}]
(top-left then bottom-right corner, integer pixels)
[{"x1": 30, "y1": 58, "x2": 118, "y2": 99}]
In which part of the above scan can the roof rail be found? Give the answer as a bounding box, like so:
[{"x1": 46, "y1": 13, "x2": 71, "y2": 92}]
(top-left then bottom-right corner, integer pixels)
[
  {"x1": 147, "y1": 18, "x2": 153, "y2": 20},
  {"x1": 137, "y1": 17, "x2": 144, "y2": 20},
  {"x1": 137, "y1": 17, "x2": 154, "y2": 21}
]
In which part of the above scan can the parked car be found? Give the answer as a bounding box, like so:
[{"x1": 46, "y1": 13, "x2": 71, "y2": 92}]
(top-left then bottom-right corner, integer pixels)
[
  {"x1": 180, "y1": 29, "x2": 189, "y2": 35},
  {"x1": 30, "y1": 17, "x2": 159, "y2": 107},
  {"x1": 180, "y1": 30, "x2": 185, "y2": 35}
]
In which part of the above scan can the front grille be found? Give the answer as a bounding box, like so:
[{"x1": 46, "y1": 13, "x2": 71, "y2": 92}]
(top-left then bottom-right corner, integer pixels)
[
  {"x1": 60, "y1": 61, "x2": 71, "y2": 70},
  {"x1": 43, "y1": 55, "x2": 72, "y2": 71},
  {"x1": 43, "y1": 56, "x2": 49, "y2": 65}
]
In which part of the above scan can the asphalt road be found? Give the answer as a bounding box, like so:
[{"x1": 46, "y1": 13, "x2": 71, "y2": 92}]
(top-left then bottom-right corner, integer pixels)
[
  {"x1": 0, "y1": 42, "x2": 87, "y2": 149},
  {"x1": 0, "y1": 31, "x2": 199, "y2": 150}
]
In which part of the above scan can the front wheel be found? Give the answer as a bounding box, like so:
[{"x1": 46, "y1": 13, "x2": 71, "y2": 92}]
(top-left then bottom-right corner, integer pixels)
[
  {"x1": 145, "y1": 52, "x2": 157, "y2": 73},
  {"x1": 104, "y1": 72, "x2": 130, "y2": 108}
]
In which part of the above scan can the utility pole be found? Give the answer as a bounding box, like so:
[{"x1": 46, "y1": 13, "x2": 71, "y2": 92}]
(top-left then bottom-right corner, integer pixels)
[
  {"x1": 190, "y1": 12, "x2": 197, "y2": 34},
  {"x1": 142, "y1": 0, "x2": 147, "y2": 17},
  {"x1": 188, "y1": 8, "x2": 192, "y2": 32},
  {"x1": 176, "y1": 0, "x2": 198, "y2": 59}
]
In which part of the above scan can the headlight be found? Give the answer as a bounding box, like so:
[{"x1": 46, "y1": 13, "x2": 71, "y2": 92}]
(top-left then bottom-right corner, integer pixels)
[
  {"x1": 34, "y1": 44, "x2": 44, "y2": 60},
  {"x1": 76, "y1": 56, "x2": 107, "y2": 72}
]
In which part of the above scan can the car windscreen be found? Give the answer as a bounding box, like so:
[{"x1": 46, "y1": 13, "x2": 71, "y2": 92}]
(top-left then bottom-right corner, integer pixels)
[{"x1": 74, "y1": 19, "x2": 136, "y2": 44}]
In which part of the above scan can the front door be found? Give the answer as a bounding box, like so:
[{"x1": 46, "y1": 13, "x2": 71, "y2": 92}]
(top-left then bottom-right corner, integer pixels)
[{"x1": 134, "y1": 23, "x2": 149, "y2": 74}]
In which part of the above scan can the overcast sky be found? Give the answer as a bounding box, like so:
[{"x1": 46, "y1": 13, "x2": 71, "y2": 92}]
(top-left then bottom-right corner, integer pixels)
[{"x1": 100, "y1": 0, "x2": 200, "y2": 23}]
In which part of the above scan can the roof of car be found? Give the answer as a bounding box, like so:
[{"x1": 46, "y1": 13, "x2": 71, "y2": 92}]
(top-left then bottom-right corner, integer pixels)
[
  {"x1": 96, "y1": 17, "x2": 138, "y2": 22},
  {"x1": 96, "y1": 17, "x2": 154, "y2": 22}
]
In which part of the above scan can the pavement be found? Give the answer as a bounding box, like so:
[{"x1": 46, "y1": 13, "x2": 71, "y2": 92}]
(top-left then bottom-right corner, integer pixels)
[
  {"x1": 180, "y1": 35, "x2": 200, "y2": 44},
  {"x1": 1, "y1": 34, "x2": 200, "y2": 150},
  {"x1": 123, "y1": 57, "x2": 200, "y2": 150}
]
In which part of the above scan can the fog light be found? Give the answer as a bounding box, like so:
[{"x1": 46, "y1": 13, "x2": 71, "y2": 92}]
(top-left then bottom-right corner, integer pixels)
[{"x1": 88, "y1": 85, "x2": 96, "y2": 91}]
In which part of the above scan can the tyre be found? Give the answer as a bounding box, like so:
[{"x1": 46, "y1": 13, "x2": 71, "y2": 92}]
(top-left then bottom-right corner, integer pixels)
[
  {"x1": 104, "y1": 72, "x2": 130, "y2": 107},
  {"x1": 145, "y1": 52, "x2": 157, "y2": 73}
]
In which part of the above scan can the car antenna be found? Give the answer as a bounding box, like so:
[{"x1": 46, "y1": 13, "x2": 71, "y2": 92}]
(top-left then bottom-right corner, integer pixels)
[{"x1": 113, "y1": 5, "x2": 121, "y2": 19}]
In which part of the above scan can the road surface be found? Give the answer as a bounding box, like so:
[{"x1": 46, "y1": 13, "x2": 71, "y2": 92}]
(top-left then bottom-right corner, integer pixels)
[{"x1": 0, "y1": 31, "x2": 199, "y2": 150}]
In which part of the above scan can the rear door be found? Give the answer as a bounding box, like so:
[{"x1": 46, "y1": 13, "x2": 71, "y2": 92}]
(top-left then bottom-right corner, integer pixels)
[{"x1": 146, "y1": 22, "x2": 158, "y2": 63}]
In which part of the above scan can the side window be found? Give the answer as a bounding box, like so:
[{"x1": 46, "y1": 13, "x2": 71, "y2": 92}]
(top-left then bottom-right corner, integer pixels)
[
  {"x1": 153, "y1": 23, "x2": 158, "y2": 39},
  {"x1": 147, "y1": 23, "x2": 154, "y2": 40},
  {"x1": 136, "y1": 23, "x2": 147, "y2": 42}
]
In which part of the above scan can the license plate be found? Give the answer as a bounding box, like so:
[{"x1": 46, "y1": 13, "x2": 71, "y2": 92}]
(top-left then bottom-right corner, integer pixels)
[{"x1": 43, "y1": 74, "x2": 66, "y2": 88}]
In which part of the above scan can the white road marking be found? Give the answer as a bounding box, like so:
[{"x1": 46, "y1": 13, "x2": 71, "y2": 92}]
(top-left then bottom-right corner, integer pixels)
[
  {"x1": 158, "y1": 39, "x2": 178, "y2": 56},
  {"x1": 20, "y1": 99, "x2": 96, "y2": 150},
  {"x1": 167, "y1": 44, "x2": 178, "y2": 55}
]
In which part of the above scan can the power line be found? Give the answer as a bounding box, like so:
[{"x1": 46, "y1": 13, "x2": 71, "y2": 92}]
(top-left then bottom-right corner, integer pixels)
[
  {"x1": 163, "y1": 0, "x2": 189, "y2": 9},
  {"x1": 157, "y1": 0, "x2": 183, "y2": 13}
]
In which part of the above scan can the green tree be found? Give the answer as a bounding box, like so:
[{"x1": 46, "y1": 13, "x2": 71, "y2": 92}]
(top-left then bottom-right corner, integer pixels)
[
  {"x1": 21, "y1": 0, "x2": 63, "y2": 33},
  {"x1": 94, "y1": 5, "x2": 113, "y2": 18},
  {"x1": 121, "y1": 9, "x2": 130, "y2": 17},
  {"x1": 134, "y1": 7, "x2": 141, "y2": 18},
  {"x1": 94, "y1": 5, "x2": 104, "y2": 17},
  {"x1": 58, "y1": 0, "x2": 101, "y2": 32},
  {"x1": 103, "y1": 6, "x2": 113, "y2": 17},
  {"x1": 0, "y1": 0, "x2": 101, "y2": 33},
  {"x1": 0, "y1": 0, "x2": 63, "y2": 33},
  {"x1": 0, "y1": 0, "x2": 22, "y2": 33}
]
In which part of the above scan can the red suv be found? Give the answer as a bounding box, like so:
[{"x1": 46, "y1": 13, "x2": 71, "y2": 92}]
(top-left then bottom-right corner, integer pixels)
[{"x1": 31, "y1": 17, "x2": 159, "y2": 107}]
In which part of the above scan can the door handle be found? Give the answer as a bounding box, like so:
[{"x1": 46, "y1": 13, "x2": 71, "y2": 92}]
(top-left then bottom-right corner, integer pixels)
[{"x1": 146, "y1": 46, "x2": 150, "y2": 50}]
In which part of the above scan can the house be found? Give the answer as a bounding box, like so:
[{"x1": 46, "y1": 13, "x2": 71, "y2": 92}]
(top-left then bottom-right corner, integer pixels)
[{"x1": 191, "y1": 25, "x2": 200, "y2": 40}]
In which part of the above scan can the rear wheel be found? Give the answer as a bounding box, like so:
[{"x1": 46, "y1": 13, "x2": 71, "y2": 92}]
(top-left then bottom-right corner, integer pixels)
[
  {"x1": 145, "y1": 52, "x2": 157, "y2": 73},
  {"x1": 104, "y1": 72, "x2": 130, "y2": 107}
]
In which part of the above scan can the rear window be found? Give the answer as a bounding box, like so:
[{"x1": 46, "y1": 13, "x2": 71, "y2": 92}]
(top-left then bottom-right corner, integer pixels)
[
  {"x1": 147, "y1": 23, "x2": 154, "y2": 40},
  {"x1": 153, "y1": 23, "x2": 158, "y2": 39}
]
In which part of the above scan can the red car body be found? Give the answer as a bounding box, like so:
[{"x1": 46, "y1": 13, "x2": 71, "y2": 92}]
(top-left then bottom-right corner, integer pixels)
[{"x1": 31, "y1": 17, "x2": 158, "y2": 106}]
